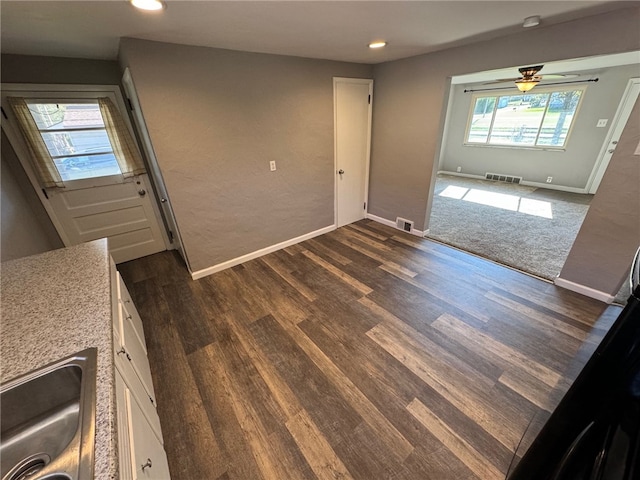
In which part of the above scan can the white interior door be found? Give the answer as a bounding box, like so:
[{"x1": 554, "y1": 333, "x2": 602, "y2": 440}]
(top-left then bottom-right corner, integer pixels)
[
  {"x1": 334, "y1": 78, "x2": 373, "y2": 227},
  {"x1": 588, "y1": 78, "x2": 640, "y2": 194},
  {"x1": 1, "y1": 84, "x2": 169, "y2": 264}
]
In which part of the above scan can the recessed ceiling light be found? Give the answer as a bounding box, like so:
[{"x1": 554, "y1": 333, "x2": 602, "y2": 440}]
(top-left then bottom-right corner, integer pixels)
[
  {"x1": 369, "y1": 41, "x2": 387, "y2": 49},
  {"x1": 523, "y1": 15, "x2": 541, "y2": 28},
  {"x1": 130, "y1": 0, "x2": 165, "y2": 11}
]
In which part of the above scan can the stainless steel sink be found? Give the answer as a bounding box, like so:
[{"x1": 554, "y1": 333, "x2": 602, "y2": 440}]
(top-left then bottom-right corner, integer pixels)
[{"x1": 1, "y1": 348, "x2": 97, "y2": 480}]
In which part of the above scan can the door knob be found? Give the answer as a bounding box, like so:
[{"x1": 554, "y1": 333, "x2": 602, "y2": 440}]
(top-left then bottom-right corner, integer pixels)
[
  {"x1": 138, "y1": 189, "x2": 146, "y2": 197},
  {"x1": 338, "y1": 169, "x2": 345, "y2": 175}
]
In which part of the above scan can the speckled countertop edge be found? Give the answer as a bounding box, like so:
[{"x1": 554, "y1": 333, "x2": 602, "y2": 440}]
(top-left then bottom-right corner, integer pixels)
[{"x1": 1, "y1": 239, "x2": 118, "y2": 480}]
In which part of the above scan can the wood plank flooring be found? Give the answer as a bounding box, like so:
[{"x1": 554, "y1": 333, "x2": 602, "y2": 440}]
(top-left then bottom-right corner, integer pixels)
[{"x1": 118, "y1": 220, "x2": 622, "y2": 480}]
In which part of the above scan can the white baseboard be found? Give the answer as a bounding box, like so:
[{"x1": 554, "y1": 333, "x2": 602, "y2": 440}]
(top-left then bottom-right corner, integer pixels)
[
  {"x1": 191, "y1": 225, "x2": 336, "y2": 280},
  {"x1": 366, "y1": 213, "x2": 426, "y2": 237},
  {"x1": 520, "y1": 181, "x2": 587, "y2": 194},
  {"x1": 437, "y1": 170, "x2": 588, "y2": 194},
  {"x1": 554, "y1": 276, "x2": 615, "y2": 304},
  {"x1": 437, "y1": 171, "x2": 485, "y2": 180}
]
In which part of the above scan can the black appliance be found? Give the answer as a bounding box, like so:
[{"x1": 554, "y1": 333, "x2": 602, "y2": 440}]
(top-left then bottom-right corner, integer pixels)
[{"x1": 508, "y1": 246, "x2": 640, "y2": 480}]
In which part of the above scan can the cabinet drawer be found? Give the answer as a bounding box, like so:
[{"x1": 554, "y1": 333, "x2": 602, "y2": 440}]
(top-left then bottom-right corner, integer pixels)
[
  {"x1": 127, "y1": 388, "x2": 171, "y2": 480},
  {"x1": 115, "y1": 347, "x2": 163, "y2": 444}
]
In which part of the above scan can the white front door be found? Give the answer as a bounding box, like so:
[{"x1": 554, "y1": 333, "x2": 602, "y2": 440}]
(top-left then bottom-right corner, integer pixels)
[
  {"x1": 334, "y1": 78, "x2": 373, "y2": 227},
  {"x1": 1, "y1": 84, "x2": 169, "y2": 264},
  {"x1": 46, "y1": 174, "x2": 166, "y2": 263}
]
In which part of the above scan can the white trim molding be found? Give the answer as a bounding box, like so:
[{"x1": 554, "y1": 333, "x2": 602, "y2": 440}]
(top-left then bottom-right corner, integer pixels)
[
  {"x1": 554, "y1": 276, "x2": 615, "y2": 304},
  {"x1": 366, "y1": 213, "x2": 426, "y2": 237},
  {"x1": 191, "y1": 225, "x2": 336, "y2": 280},
  {"x1": 437, "y1": 171, "x2": 588, "y2": 194}
]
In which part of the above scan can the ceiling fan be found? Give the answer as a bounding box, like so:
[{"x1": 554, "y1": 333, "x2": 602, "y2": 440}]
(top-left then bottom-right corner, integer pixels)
[
  {"x1": 482, "y1": 65, "x2": 578, "y2": 92},
  {"x1": 514, "y1": 65, "x2": 544, "y2": 92}
]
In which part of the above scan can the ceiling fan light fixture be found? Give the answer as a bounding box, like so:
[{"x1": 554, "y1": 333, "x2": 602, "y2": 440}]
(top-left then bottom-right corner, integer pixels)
[
  {"x1": 515, "y1": 79, "x2": 540, "y2": 92},
  {"x1": 130, "y1": 0, "x2": 165, "y2": 11}
]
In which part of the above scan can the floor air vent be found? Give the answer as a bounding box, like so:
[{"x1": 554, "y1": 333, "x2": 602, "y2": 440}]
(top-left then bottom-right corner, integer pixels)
[
  {"x1": 396, "y1": 217, "x2": 414, "y2": 233},
  {"x1": 485, "y1": 172, "x2": 522, "y2": 184}
]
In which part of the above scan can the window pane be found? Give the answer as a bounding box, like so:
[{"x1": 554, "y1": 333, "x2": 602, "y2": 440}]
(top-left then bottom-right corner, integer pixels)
[
  {"x1": 467, "y1": 97, "x2": 496, "y2": 143},
  {"x1": 41, "y1": 130, "x2": 113, "y2": 157},
  {"x1": 536, "y1": 91, "x2": 582, "y2": 147},
  {"x1": 27, "y1": 102, "x2": 105, "y2": 130},
  {"x1": 53, "y1": 153, "x2": 121, "y2": 182},
  {"x1": 489, "y1": 94, "x2": 547, "y2": 146}
]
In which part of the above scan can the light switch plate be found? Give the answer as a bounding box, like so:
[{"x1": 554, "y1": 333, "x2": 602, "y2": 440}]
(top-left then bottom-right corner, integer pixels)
[
  {"x1": 269, "y1": 161, "x2": 276, "y2": 171},
  {"x1": 597, "y1": 119, "x2": 608, "y2": 127}
]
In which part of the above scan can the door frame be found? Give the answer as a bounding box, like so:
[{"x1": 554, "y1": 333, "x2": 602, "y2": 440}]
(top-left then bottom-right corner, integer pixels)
[
  {"x1": 586, "y1": 77, "x2": 640, "y2": 194},
  {"x1": 121, "y1": 68, "x2": 190, "y2": 271},
  {"x1": 0, "y1": 83, "x2": 171, "y2": 249},
  {"x1": 333, "y1": 77, "x2": 373, "y2": 227}
]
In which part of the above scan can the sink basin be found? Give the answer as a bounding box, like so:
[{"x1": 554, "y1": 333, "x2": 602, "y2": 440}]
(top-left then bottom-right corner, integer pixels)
[{"x1": 1, "y1": 348, "x2": 97, "y2": 480}]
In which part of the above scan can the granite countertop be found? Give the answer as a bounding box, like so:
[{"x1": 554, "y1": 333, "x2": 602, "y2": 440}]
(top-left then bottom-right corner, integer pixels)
[{"x1": 1, "y1": 239, "x2": 117, "y2": 480}]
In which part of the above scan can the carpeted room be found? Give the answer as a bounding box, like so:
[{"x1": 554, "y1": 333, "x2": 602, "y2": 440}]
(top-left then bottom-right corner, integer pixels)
[{"x1": 429, "y1": 58, "x2": 639, "y2": 302}]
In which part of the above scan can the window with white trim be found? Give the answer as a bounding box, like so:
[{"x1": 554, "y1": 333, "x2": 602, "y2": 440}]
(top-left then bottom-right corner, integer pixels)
[
  {"x1": 465, "y1": 87, "x2": 585, "y2": 149},
  {"x1": 27, "y1": 101, "x2": 122, "y2": 181}
]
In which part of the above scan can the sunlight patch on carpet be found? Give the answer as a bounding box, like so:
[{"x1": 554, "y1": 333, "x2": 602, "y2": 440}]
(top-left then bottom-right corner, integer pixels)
[{"x1": 440, "y1": 186, "x2": 553, "y2": 219}]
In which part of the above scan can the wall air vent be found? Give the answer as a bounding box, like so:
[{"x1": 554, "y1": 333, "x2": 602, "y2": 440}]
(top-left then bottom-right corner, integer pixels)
[
  {"x1": 485, "y1": 172, "x2": 522, "y2": 184},
  {"x1": 395, "y1": 217, "x2": 414, "y2": 233}
]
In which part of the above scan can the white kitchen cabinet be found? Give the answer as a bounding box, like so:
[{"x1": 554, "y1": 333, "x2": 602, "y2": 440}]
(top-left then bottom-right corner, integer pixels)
[
  {"x1": 127, "y1": 387, "x2": 171, "y2": 479},
  {"x1": 111, "y1": 260, "x2": 170, "y2": 480}
]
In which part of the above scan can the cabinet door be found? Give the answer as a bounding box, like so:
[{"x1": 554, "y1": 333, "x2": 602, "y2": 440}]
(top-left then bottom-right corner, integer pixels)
[
  {"x1": 126, "y1": 389, "x2": 171, "y2": 480},
  {"x1": 118, "y1": 273, "x2": 147, "y2": 351},
  {"x1": 115, "y1": 370, "x2": 134, "y2": 480},
  {"x1": 120, "y1": 300, "x2": 156, "y2": 401},
  {"x1": 115, "y1": 328, "x2": 163, "y2": 444}
]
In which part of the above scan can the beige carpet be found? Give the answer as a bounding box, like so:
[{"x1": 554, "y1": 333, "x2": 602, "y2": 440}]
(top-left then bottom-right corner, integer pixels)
[
  {"x1": 427, "y1": 174, "x2": 631, "y2": 303},
  {"x1": 426, "y1": 174, "x2": 592, "y2": 282}
]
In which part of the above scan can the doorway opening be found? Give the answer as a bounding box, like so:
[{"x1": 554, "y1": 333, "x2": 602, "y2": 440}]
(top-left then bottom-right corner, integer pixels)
[{"x1": 427, "y1": 54, "x2": 639, "y2": 286}]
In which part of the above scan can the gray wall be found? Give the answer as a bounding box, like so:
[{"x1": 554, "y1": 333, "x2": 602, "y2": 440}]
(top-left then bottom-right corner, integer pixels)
[
  {"x1": 1, "y1": 131, "x2": 62, "y2": 262},
  {"x1": 559, "y1": 95, "x2": 640, "y2": 296},
  {"x1": 1, "y1": 54, "x2": 122, "y2": 85},
  {"x1": 439, "y1": 63, "x2": 640, "y2": 190},
  {"x1": 370, "y1": 6, "x2": 640, "y2": 296},
  {"x1": 370, "y1": 6, "x2": 640, "y2": 231},
  {"x1": 119, "y1": 38, "x2": 372, "y2": 272}
]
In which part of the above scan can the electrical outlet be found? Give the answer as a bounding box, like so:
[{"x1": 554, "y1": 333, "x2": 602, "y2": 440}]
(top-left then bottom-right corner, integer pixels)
[
  {"x1": 269, "y1": 161, "x2": 276, "y2": 171},
  {"x1": 456, "y1": 166, "x2": 462, "y2": 173},
  {"x1": 546, "y1": 176, "x2": 553, "y2": 183},
  {"x1": 597, "y1": 119, "x2": 608, "y2": 128}
]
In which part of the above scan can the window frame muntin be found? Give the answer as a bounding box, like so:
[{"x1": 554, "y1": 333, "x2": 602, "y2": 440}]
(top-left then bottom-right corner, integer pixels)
[{"x1": 463, "y1": 84, "x2": 587, "y2": 151}]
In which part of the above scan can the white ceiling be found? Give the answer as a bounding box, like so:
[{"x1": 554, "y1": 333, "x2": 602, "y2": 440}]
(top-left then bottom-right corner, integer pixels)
[{"x1": 0, "y1": 1, "x2": 633, "y2": 64}]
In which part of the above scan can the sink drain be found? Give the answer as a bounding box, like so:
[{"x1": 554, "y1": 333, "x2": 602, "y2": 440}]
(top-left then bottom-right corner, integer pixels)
[{"x1": 5, "y1": 453, "x2": 50, "y2": 480}]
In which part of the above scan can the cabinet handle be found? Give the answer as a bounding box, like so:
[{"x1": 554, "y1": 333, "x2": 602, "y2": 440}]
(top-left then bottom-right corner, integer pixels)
[{"x1": 141, "y1": 458, "x2": 152, "y2": 471}]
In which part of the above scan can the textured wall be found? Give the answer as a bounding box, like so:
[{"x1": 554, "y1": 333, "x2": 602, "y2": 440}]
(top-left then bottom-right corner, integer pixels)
[
  {"x1": 370, "y1": 6, "x2": 640, "y2": 231},
  {"x1": 439, "y1": 63, "x2": 640, "y2": 190},
  {"x1": 559, "y1": 96, "x2": 640, "y2": 295},
  {"x1": 119, "y1": 39, "x2": 372, "y2": 272},
  {"x1": 1, "y1": 132, "x2": 62, "y2": 261},
  {"x1": 1, "y1": 54, "x2": 121, "y2": 85}
]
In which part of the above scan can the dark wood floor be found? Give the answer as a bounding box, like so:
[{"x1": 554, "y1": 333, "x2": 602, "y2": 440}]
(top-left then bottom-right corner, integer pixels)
[{"x1": 119, "y1": 220, "x2": 621, "y2": 480}]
